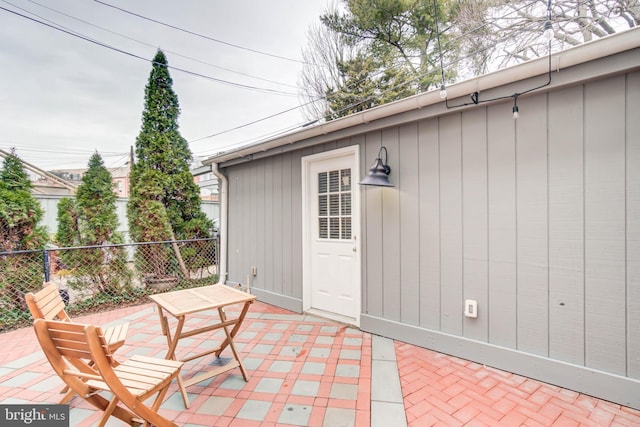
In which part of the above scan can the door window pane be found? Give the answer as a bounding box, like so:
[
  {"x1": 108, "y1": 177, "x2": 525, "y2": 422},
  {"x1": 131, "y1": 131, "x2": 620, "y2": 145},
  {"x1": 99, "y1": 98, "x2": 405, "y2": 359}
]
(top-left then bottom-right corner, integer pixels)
[
  {"x1": 319, "y1": 195, "x2": 327, "y2": 216},
  {"x1": 319, "y1": 218, "x2": 328, "y2": 239},
  {"x1": 318, "y1": 172, "x2": 327, "y2": 194},
  {"x1": 317, "y1": 168, "x2": 352, "y2": 240}
]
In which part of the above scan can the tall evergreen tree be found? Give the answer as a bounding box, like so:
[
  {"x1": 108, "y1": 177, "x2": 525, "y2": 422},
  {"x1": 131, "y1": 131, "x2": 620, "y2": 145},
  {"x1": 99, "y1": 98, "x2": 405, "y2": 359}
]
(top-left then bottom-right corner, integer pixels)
[
  {"x1": 0, "y1": 149, "x2": 48, "y2": 312},
  {"x1": 128, "y1": 50, "x2": 213, "y2": 281},
  {"x1": 76, "y1": 153, "x2": 123, "y2": 246},
  {"x1": 55, "y1": 153, "x2": 131, "y2": 295},
  {"x1": 301, "y1": 0, "x2": 457, "y2": 121}
]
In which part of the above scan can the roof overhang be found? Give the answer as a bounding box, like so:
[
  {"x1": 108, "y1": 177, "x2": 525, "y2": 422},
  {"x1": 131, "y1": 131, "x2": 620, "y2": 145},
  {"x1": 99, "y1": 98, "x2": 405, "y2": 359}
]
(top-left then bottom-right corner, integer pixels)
[{"x1": 204, "y1": 27, "x2": 640, "y2": 167}]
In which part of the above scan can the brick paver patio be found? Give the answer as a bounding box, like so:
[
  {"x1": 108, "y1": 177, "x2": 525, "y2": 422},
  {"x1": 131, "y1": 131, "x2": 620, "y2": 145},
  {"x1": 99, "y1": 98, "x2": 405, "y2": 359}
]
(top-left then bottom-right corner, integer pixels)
[{"x1": 1, "y1": 300, "x2": 638, "y2": 426}]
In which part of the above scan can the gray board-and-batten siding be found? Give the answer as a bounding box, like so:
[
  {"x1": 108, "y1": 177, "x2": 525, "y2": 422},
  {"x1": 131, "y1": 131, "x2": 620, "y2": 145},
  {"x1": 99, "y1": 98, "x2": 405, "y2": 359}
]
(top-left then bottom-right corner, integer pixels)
[{"x1": 218, "y1": 41, "x2": 640, "y2": 409}]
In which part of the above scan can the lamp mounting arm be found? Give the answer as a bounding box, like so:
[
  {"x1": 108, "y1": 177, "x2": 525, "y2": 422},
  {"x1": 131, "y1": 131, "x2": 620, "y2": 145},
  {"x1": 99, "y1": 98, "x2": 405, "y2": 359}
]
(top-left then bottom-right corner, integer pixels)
[{"x1": 378, "y1": 146, "x2": 389, "y2": 174}]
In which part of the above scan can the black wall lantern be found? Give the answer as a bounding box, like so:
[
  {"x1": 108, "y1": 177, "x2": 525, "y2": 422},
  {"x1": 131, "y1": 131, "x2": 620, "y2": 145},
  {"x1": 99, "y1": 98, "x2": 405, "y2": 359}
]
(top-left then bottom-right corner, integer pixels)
[{"x1": 359, "y1": 146, "x2": 394, "y2": 187}]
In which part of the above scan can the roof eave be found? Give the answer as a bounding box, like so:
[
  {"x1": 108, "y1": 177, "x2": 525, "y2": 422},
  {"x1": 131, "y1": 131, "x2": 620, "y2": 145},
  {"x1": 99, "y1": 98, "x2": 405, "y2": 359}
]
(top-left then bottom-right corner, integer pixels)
[{"x1": 204, "y1": 27, "x2": 640, "y2": 166}]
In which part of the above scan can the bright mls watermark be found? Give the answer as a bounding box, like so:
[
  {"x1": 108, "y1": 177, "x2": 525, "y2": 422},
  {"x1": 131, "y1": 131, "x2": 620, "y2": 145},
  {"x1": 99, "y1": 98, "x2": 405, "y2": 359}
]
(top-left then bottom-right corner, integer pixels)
[{"x1": 1, "y1": 404, "x2": 68, "y2": 426}]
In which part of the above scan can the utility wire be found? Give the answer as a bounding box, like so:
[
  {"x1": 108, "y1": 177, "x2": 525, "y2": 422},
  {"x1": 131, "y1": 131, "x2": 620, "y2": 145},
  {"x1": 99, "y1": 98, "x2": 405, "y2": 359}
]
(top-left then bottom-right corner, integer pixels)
[
  {"x1": 93, "y1": 0, "x2": 307, "y2": 65},
  {"x1": 0, "y1": 141, "x2": 129, "y2": 164},
  {"x1": 5, "y1": 0, "x2": 561, "y2": 160},
  {"x1": 190, "y1": 0, "x2": 548, "y2": 148},
  {"x1": 0, "y1": 143, "x2": 128, "y2": 158},
  {"x1": 20, "y1": 0, "x2": 298, "y2": 90},
  {"x1": 5, "y1": 0, "x2": 540, "y2": 146},
  {"x1": 189, "y1": 103, "x2": 305, "y2": 143},
  {"x1": 193, "y1": 21, "x2": 558, "y2": 158},
  {"x1": 0, "y1": 4, "x2": 298, "y2": 96},
  {"x1": 1, "y1": 144, "x2": 131, "y2": 170}
]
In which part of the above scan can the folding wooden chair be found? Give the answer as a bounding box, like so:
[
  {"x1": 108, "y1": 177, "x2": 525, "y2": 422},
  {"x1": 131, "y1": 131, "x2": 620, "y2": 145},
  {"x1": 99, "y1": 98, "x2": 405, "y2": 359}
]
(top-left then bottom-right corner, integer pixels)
[
  {"x1": 34, "y1": 318, "x2": 183, "y2": 427},
  {"x1": 25, "y1": 282, "x2": 129, "y2": 403}
]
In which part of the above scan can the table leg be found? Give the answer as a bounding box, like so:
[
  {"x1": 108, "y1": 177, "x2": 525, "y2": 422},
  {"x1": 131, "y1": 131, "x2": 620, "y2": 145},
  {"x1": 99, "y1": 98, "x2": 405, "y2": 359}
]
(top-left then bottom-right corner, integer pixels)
[
  {"x1": 158, "y1": 311, "x2": 190, "y2": 408},
  {"x1": 156, "y1": 305, "x2": 166, "y2": 336},
  {"x1": 217, "y1": 307, "x2": 249, "y2": 381},
  {"x1": 216, "y1": 301, "x2": 253, "y2": 357},
  {"x1": 164, "y1": 316, "x2": 185, "y2": 361},
  {"x1": 176, "y1": 375, "x2": 189, "y2": 409}
]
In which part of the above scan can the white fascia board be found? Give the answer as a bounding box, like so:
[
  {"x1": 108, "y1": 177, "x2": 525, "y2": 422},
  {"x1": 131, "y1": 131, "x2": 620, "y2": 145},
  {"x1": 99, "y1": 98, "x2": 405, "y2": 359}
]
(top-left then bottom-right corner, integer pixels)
[{"x1": 203, "y1": 27, "x2": 640, "y2": 166}]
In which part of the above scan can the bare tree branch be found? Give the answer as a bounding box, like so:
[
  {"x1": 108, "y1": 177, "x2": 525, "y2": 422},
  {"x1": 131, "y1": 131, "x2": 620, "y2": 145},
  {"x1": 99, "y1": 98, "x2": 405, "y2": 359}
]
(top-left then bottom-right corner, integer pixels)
[{"x1": 456, "y1": 0, "x2": 629, "y2": 72}]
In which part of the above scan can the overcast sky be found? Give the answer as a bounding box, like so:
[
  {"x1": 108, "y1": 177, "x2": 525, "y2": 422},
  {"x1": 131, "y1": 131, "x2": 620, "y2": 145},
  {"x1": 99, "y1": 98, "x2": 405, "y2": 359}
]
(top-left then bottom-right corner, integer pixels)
[{"x1": 0, "y1": 0, "x2": 330, "y2": 170}]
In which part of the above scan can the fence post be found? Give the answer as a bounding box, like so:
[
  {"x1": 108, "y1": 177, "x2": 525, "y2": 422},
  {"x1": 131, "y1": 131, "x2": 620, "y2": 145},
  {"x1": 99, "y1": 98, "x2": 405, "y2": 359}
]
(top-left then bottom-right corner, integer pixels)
[{"x1": 43, "y1": 249, "x2": 50, "y2": 282}]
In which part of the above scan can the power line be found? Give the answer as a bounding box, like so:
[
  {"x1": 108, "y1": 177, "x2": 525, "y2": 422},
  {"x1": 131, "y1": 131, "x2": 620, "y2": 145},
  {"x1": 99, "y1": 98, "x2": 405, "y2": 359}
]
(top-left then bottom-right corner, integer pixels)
[
  {"x1": 192, "y1": 20, "x2": 559, "y2": 158},
  {"x1": 189, "y1": 102, "x2": 307, "y2": 143},
  {"x1": 93, "y1": 0, "x2": 307, "y2": 65},
  {"x1": 20, "y1": 0, "x2": 298, "y2": 90},
  {"x1": 0, "y1": 4, "x2": 298, "y2": 97},
  {"x1": 189, "y1": 0, "x2": 547, "y2": 149},
  {"x1": 0, "y1": 144, "x2": 128, "y2": 157},
  {"x1": 5, "y1": 0, "x2": 523, "y2": 153},
  {"x1": 5, "y1": 0, "x2": 575, "y2": 164},
  {"x1": 1, "y1": 146, "x2": 130, "y2": 168}
]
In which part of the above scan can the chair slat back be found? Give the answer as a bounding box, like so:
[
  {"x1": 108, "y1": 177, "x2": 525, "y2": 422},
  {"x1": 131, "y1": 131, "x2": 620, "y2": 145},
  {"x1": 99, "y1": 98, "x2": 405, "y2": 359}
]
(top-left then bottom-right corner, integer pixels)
[
  {"x1": 33, "y1": 319, "x2": 94, "y2": 398},
  {"x1": 47, "y1": 321, "x2": 96, "y2": 361},
  {"x1": 34, "y1": 319, "x2": 113, "y2": 369},
  {"x1": 25, "y1": 283, "x2": 71, "y2": 322}
]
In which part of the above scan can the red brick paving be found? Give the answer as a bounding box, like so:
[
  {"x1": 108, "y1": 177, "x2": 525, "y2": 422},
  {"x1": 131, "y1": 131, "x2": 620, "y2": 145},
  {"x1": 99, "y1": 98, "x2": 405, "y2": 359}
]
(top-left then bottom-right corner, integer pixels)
[
  {"x1": 395, "y1": 342, "x2": 640, "y2": 426},
  {"x1": 2, "y1": 300, "x2": 639, "y2": 426}
]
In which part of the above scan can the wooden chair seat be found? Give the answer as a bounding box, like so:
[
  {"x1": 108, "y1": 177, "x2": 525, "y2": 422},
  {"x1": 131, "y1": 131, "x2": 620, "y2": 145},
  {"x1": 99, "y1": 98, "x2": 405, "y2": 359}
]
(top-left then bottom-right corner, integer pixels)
[
  {"x1": 84, "y1": 355, "x2": 181, "y2": 396},
  {"x1": 34, "y1": 319, "x2": 182, "y2": 427}
]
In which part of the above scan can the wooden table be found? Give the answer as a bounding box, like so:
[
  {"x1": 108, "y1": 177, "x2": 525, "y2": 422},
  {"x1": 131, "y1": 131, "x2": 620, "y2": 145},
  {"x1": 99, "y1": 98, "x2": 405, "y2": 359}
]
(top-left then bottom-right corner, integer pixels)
[{"x1": 149, "y1": 284, "x2": 256, "y2": 408}]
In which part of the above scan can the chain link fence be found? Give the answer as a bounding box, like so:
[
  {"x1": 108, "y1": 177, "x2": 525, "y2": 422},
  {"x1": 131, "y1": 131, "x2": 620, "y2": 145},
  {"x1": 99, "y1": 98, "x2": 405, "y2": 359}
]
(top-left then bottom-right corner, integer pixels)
[{"x1": 0, "y1": 237, "x2": 218, "y2": 332}]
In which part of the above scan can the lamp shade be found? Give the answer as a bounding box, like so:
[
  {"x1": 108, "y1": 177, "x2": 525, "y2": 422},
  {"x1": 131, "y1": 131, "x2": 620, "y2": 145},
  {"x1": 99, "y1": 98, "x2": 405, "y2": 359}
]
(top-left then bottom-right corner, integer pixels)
[{"x1": 359, "y1": 157, "x2": 393, "y2": 187}]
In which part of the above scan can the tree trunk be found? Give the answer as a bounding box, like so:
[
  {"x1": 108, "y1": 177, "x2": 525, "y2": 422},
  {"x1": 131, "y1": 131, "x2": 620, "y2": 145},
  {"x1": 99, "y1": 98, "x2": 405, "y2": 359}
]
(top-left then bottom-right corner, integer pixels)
[{"x1": 170, "y1": 230, "x2": 190, "y2": 280}]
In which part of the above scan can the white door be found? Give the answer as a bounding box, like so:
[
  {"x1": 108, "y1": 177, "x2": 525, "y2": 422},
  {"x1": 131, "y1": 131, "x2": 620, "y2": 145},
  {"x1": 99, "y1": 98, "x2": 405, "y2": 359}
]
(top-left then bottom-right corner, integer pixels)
[{"x1": 302, "y1": 146, "x2": 360, "y2": 326}]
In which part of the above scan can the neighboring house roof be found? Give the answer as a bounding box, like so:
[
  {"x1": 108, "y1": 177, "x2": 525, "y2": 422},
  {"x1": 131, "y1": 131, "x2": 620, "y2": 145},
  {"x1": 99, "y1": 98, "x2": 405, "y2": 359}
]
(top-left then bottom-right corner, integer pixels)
[
  {"x1": 109, "y1": 165, "x2": 131, "y2": 178},
  {"x1": 205, "y1": 27, "x2": 640, "y2": 166},
  {"x1": 0, "y1": 148, "x2": 77, "y2": 195},
  {"x1": 191, "y1": 164, "x2": 212, "y2": 176},
  {"x1": 32, "y1": 183, "x2": 75, "y2": 196}
]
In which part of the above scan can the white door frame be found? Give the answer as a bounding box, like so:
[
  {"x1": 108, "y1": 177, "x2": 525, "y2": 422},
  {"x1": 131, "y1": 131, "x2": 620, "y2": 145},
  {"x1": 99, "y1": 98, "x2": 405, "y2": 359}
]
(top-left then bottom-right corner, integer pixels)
[{"x1": 301, "y1": 145, "x2": 361, "y2": 326}]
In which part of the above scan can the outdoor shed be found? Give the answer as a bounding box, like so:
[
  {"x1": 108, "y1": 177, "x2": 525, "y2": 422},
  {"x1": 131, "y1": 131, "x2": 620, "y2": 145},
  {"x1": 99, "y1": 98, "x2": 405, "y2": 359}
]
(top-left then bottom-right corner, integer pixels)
[{"x1": 205, "y1": 28, "x2": 640, "y2": 410}]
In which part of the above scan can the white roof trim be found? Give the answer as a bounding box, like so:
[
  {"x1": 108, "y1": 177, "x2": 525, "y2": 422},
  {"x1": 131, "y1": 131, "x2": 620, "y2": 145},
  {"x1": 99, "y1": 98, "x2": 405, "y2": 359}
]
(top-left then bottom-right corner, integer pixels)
[{"x1": 205, "y1": 27, "x2": 640, "y2": 165}]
